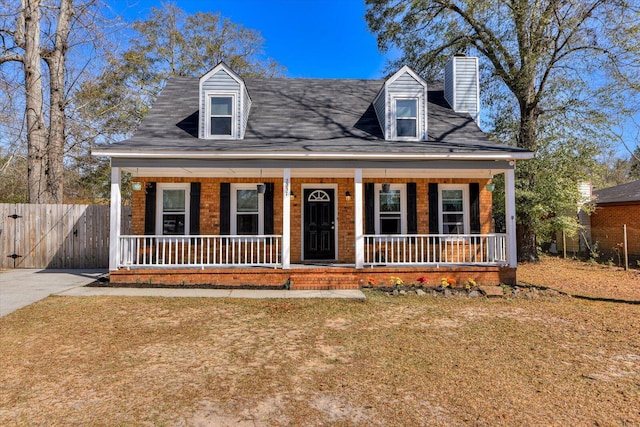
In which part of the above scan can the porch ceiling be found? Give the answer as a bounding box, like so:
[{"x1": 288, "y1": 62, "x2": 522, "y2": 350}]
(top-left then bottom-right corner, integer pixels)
[
  {"x1": 117, "y1": 159, "x2": 514, "y2": 179},
  {"x1": 122, "y1": 166, "x2": 512, "y2": 179}
]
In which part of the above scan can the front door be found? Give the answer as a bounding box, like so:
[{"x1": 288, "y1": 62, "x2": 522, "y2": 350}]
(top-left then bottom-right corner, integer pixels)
[{"x1": 303, "y1": 189, "x2": 336, "y2": 260}]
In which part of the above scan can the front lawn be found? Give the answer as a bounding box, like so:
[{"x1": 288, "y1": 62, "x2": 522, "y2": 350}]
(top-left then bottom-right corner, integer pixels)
[
  {"x1": 519, "y1": 255, "x2": 640, "y2": 301},
  {"x1": 1, "y1": 285, "x2": 639, "y2": 425}
]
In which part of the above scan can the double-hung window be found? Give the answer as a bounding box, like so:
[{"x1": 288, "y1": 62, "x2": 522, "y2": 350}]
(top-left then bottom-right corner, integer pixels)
[
  {"x1": 231, "y1": 184, "x2": 264, "y2": 235},
  {"x1": 209, "y1": 95, "x2": 234, "y2": 137},
  {"x1": 395, "y1": 99, "x2": 418, "y2": 138},
  {"x1": 156, "y1": 183, "x2": 190, "y2": 235},
  {"x1": 439, "y1": 185, "x2": 469, "y2": 235},
  {"x1": 375, "y1": 184, "x2": 406, "y2": 235}
]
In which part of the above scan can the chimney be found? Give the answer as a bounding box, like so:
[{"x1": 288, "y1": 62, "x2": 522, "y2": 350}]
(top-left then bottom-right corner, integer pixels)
[{"x1": 444, "y1": 55, "x2": 480, "y2": 125}]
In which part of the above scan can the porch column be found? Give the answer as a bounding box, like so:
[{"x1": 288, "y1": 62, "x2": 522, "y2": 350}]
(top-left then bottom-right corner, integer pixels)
[
  {"x1": 282, "y1": 168, "x2": 291, "y2": 269},
  {"x1": 505, "y1": 167, "x2": 517, "y2": 268},
  {"x1": 354, "y1": 168, "x2": 364, "y2": 269},
  {"x1": 109, "y1": 166, "x2": 121, "y2": 271}
]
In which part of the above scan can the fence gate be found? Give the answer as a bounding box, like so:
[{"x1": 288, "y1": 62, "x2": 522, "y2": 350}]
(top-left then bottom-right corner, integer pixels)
[{"x1": 0, "y1": 204, "x2": 131, "y2": 269}]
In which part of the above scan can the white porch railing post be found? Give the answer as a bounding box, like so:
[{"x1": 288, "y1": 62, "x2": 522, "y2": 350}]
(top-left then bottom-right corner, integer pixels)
[
  {"x1": 355, "y1": 168, "x2": 364, "y2": 269},
  {"x1": 282, "y1": 168, "x2": 291, "y2": 269},
  {"x1": 505, "y1": 167, "x2": 518, "y2": 268},
  {"x1": 109, "y1": 167, "x2": 121, "y2": 271}
]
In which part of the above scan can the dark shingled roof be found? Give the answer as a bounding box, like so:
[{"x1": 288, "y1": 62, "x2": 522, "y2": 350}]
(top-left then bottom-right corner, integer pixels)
[
  {"x1": 98, "y1": 76, "x2": 530, "y2": 155},
  {"x1": 594, "y1": 180, "x2": 640, "y2": 204}
]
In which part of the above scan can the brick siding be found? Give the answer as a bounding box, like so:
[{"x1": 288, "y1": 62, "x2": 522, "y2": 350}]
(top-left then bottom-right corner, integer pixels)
[
  {"x1": 590, "y1": 203, "x2": 640, "y2": 264},
  {"x1": 128, "y1": 176, "x2": 496, "y2": 276}
]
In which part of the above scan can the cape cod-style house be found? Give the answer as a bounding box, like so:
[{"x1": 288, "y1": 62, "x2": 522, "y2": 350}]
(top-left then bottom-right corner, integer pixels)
[{"x1": 93, "y1": 56, "x2": 533, "y2": 288}]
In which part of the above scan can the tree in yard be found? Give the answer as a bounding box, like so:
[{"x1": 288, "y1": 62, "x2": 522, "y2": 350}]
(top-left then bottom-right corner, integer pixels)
[
  {"x1": 366, "y1": 0, "x2": 640, "y2": 261},
  {"x1": 76, "y1": 2, "x2": 283, "y2": 143},
  {"x1": 0, "y1": 0, "x2": 80, "y2": 203}
]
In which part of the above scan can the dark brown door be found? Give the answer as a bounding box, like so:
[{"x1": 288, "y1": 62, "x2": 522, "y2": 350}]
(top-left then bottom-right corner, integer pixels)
[{"x1": 303, "y1": 189, "x2": 335, "y2": 260}]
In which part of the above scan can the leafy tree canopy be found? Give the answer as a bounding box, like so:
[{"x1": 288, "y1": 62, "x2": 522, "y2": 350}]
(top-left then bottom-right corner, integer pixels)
[
  {"x1": 76, "y1": 2, "x2": 283, "y2": 143},
  {"x1": 366, "y1": 0, "x2": 640, "y2": 259}
]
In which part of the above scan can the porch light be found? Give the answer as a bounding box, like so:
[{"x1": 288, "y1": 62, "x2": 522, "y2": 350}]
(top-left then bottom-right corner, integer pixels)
[
  {"x1": 257, "y1": 184, "x2": 266, "y2": 194},
  {"x1": 290, "y1": 191, "x2": 297, "y2": 199},
  {"x1": 131, "y1": 182, "x2": 142, "y2": 191},
  {"x1": 345, "y1": 191, "x2": 352, "y2": 201}
]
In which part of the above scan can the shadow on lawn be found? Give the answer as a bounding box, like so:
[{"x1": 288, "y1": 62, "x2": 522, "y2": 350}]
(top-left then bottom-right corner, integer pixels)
[{"x1": 517, "y1": 282, "x2": 640, "y2": 305}]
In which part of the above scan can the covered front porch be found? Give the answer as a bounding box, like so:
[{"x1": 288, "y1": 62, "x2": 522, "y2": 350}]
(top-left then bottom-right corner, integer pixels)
[{"x1": 108, "y1": 158, "x2": 520, "y2": 286}]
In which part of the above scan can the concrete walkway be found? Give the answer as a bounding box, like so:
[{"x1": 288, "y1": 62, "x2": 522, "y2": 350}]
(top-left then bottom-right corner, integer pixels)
[
  {"x1": 0, "y1": 269, "x2": 365, "y2": 317},
  {"x1": 0, "y1": 269, "x2": 107, "y2": 317},
  {"x1": 57, "y1": 287, "x2": 366, "y2": 300}
]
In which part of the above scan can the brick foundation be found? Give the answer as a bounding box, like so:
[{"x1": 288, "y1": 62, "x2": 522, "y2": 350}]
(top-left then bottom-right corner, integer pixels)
[{"x1": 109, "y1": 265, "x2": 516, "y2": 288}]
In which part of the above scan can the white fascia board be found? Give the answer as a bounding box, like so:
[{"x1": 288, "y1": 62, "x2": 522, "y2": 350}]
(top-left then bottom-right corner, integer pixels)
[
  {"x1": 386, "y1": 65, "x2": 428, "y2": 89},
  {"x1": 91, "y1": 149, "x2": 534, "y2": 161},
  {"x1": 199, "y1": 62, "x2": 245, "y2": 86}
]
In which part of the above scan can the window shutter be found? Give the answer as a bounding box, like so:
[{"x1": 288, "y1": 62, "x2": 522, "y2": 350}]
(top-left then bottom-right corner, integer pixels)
[
  {"x1": 407, "y1": 182, "x2": 417, "y2": 234},
  {"x1": 220, "y1": 183, "x2": 231, "y2": 235},
  {"x1": 470, "y1": 182, "x2": 481, "y2": 234},
  {"x1": 144, "y1": 182, "x2": 156, "y2": 235},
  {"x1": 264, "y1": 182, "x2": 274, "y2": 235},
  {"x1": 365, "y1": 183, "x2": 375, "y2": 234},
  {"x1": 428, "y1": 183, "x2": 439, "y2": 234},
  {"x1": 190, "y1": 182, "x2": 201, "y2": 235}
]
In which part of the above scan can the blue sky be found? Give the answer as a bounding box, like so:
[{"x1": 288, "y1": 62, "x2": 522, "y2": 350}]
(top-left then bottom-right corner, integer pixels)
[{"x1": 108, "y1": 0, "x2": 392, "y2": 79}]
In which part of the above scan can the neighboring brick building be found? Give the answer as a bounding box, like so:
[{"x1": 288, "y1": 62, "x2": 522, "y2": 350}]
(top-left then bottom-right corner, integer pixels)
[
  {"x1": 591, "y1": 180, "x2": 640, "y2": 266},
  {"x1": 93, "y1": 58, "x2": 533, "y2": 287}
]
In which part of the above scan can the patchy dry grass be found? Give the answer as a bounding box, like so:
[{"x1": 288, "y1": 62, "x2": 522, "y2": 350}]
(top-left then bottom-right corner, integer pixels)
[
  {"x1": 1, "y1": 287, "x2": 640, "y2": 425},
  {"x1": 519, "y1": 255, "x2": 640, "y2": 301}
]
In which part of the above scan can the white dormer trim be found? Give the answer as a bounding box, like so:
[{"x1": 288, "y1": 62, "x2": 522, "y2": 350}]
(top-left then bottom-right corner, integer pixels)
[
  {"x1": 385, "y1": 65, "x2": 429, "y2": 88},
  {"x1": 199, "y1": 62, "x2": 245, "y2": 88},
  {"x1": 198, "y1": 62, "x2": 251, "y2": 140},
  {"x1": 373, "y1": 65, "x2": 428, "y2": 142}
]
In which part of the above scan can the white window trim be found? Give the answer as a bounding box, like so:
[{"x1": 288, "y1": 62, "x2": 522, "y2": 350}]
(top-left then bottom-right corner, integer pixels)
[
  {"x1": 438, "y1": 184, "x2": 470, "y2": 235},
  {"x1": 156, "y1": 183, "x2": 190, "y2": 235},
  {"x1": 204, "y1": 92, "x2": 237, "y2": 139},
  {"x1": 374, "y1": 183, "x2": 407, "y2": 235},
  {"x1": 391, "y1": 94, "x2": 423, "y2": 141},
  {"x1": 230, "y1": 183, "x2": 264, "y2": 235}
]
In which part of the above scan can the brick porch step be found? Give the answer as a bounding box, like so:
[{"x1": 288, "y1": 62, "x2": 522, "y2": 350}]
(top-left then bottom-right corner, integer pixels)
[{"x1": 288, "y1": 273, "x2": 361, "y2": 290}]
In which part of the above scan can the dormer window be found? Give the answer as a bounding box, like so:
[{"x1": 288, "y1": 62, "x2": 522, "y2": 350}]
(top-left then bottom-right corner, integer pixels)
[
  {"x1": 373, "y1": 66, "x2": 428, "y2": 141},
  {"x1": 210, "y1": 96, "x2": 233, "y2": 136},
  {"x1": 199, "y1": 62, "x2": 250, "y2": 140},
  {"x1": 206, "y1": 94, "x2": 236, "y2": 138},
  {"x1": 395, "y1": 99, "x2": 417, "y2": 138}
]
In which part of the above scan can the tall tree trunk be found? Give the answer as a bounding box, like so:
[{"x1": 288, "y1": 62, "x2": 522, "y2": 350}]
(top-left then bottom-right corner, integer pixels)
[
  {"x1": 21, "y1": 0, "x2": 50, "y2": 203},
  {"x1": 517, "y1": 100, "x2": 541, "y2": 262},
  {"x1": 45, "y1": 0, "x2": 73, "y2": 203}
]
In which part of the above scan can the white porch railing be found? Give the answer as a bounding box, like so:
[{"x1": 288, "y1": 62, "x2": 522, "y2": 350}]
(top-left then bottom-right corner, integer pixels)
[
  {"x1": 364, "y1": 234, "x2": 508, "y2": 266},
  {"x1": 118, "y1": 235, "x2": 282, "y2": 268},
  {"x1": 117, "y1": 233, "x2": 507, "y2": 269}
]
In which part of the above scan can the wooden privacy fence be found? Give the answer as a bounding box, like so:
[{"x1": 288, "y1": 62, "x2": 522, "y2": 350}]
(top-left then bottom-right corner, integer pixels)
[{"x1": 0, "y1": 204, "x2": 131, "y2": 269}]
